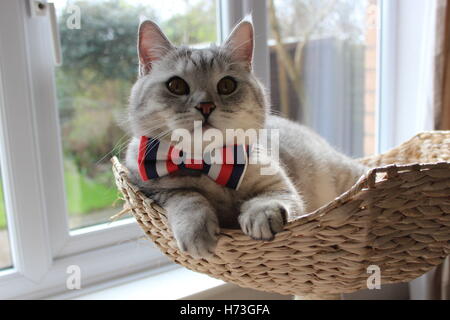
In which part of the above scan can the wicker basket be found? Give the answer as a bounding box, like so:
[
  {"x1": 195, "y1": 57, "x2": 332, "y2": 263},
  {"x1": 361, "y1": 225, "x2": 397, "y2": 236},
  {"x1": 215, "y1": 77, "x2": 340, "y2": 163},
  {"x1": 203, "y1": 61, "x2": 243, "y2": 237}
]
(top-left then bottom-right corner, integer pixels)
[{"x1": 111, "y1": 131, "x2": 450, "y2": 297}]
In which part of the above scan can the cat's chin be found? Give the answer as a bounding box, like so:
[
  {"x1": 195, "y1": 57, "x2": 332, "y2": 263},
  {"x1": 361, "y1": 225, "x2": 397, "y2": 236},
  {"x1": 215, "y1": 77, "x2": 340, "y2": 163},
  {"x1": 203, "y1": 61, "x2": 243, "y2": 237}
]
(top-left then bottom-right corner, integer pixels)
[
  {"x1": 202, "y1": 124, "x2": 214, "y2": 131},
  {"x1": 188, "y1": 123, "x2": 219, "y2": 133}
]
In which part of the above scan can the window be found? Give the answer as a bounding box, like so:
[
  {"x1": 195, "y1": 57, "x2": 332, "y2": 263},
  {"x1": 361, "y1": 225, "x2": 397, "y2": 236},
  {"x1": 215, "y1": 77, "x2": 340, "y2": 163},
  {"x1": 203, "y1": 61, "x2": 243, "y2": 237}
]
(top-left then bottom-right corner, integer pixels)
[
  {"x1": 267, "y1": 0, "x2": 379, "y2": 157},
  {"x1": 0, "y1": 0, "x2": 435, "y2": 299},
  {"x1": 0, "y1": 0, "x2": 218, "y2": 299},
  {"x1": 0, "y1": 170, "x2": 12, "y2": 270},
  {"x1": 54, "y1": 0, "x2": 218, "y2": 230}
]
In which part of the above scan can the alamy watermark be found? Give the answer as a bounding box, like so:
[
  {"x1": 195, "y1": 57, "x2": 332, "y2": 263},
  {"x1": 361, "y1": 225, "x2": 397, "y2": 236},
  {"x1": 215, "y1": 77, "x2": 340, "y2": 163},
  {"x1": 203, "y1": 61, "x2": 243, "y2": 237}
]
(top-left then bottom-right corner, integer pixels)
[
  {"x1": 64, "y1": 263, "x2": 380, "y2": 291},
  {"x1": 66, "y1": 265, "x2": 81, "y2": 290},
  {"x1": 65, "y1": 4, "x2": 81, "y2": 30},
  {"x1": 167, "y1": 122, "x2": 280, "y2": 175},
  {"x1": 367, "y1": 265, "x2": 381, "y2": 290}
]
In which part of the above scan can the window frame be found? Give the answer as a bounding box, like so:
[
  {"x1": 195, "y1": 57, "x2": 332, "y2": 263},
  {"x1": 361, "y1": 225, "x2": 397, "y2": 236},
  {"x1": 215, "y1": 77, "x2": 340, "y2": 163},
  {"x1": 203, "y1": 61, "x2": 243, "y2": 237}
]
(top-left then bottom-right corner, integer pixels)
[
  {"x1": 0, "y1": 0, "x2": 166, "y2": 299},
  {"x1": 0, "y1": 0, "x2": 266, "y2": 299},
  {"x1": 1, "y1": 0, "x2": 154, "y2": 259},
  {"x1": 376, "y1": 0, "x2": 435, "y2": 153},
  {"x1": 0, "y1": 0, "x2": 435, "y2": 299}
]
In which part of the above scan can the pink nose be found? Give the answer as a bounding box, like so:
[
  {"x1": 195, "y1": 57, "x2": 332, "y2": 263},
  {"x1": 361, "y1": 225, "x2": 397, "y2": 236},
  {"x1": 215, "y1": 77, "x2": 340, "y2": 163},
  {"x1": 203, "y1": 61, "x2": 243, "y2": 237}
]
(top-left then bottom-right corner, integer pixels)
[{"x1": 195, "y1": 102, "x2": 216, "y2": 119}]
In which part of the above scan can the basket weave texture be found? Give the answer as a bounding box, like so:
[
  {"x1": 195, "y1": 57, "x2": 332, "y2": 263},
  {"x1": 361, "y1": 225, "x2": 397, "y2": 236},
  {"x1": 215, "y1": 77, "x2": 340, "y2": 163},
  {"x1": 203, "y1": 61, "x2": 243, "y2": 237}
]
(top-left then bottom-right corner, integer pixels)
[{"x1": 111, "y1": 131, "x2": 450, "y2": 296}]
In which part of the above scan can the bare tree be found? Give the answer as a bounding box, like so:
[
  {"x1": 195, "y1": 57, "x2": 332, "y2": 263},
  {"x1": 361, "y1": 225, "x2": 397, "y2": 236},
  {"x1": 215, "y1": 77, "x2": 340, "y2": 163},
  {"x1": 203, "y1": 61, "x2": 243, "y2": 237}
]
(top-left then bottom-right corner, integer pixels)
[
  {"x1": 268, "y1": 0, "x2": 368, "y2": 122},
  {"x1": 268, "y1": 0, "x2": 337, "y2": 121}
]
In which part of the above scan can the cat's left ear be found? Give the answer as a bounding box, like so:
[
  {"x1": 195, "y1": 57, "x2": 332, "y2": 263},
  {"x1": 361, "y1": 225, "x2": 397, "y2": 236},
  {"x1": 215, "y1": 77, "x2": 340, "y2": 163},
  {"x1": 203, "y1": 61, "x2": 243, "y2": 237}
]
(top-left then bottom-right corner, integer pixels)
[{"x1": 224, "y1": 17, "x2": 254, "y2": 70}]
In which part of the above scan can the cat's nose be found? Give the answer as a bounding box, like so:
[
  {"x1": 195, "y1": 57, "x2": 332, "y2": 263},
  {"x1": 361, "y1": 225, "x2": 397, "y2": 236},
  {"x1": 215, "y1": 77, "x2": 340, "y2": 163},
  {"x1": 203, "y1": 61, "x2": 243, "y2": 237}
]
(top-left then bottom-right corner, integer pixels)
[{"x1": 195, "y1": 102, "x2": 216, "y2": 120}]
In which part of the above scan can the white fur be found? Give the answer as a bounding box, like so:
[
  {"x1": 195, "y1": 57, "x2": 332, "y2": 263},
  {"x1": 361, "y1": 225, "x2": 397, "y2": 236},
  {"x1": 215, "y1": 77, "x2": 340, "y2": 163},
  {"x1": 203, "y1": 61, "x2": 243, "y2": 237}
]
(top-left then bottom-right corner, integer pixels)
[{"x1": 124, "y1": 19, "x2": 368, "y2": 259}]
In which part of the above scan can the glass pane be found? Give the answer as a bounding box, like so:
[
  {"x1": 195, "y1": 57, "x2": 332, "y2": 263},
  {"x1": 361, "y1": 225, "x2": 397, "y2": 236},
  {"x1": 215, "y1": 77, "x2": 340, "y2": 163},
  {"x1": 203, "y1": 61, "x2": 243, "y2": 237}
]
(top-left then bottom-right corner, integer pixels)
[
  {"x1": 0, "y1": 169, "x2": 12, "y2": 270},
  {"x1": 268, "y1": 0, "x2": 379, "y2": 157},
  {"x1": 54, "y1": 0, "x2": 217, "y2": 229}
]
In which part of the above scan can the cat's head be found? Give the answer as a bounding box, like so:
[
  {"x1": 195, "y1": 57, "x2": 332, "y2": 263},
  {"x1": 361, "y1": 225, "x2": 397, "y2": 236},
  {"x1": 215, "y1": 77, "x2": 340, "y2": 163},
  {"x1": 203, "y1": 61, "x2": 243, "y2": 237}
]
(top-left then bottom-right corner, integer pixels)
[{"x1": 127, "y1": 18, "x2": 268, "y2": 146}]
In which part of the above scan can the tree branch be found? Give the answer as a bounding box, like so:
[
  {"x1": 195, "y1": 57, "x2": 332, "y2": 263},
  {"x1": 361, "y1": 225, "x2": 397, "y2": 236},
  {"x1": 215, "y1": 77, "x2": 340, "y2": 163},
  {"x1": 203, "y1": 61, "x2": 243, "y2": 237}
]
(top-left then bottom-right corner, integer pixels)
[{"x1": 268, "y1": 0, "x2": 300, "y2": 87}]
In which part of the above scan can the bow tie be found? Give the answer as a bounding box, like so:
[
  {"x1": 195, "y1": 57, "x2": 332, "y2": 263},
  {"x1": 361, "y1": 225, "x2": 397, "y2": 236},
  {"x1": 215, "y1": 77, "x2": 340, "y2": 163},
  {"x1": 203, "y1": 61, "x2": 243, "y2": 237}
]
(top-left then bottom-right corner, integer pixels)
[{"x1": 137, "y1": 136, "x2": 250, "y2": 190}]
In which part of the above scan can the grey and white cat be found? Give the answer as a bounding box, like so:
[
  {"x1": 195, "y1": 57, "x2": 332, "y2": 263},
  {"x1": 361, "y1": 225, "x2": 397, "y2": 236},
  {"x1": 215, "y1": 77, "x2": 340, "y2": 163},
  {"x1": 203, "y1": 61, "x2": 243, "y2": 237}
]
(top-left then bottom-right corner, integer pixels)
[{"x1": 124, "y1": 19, "x2": 367, "y2": 258}]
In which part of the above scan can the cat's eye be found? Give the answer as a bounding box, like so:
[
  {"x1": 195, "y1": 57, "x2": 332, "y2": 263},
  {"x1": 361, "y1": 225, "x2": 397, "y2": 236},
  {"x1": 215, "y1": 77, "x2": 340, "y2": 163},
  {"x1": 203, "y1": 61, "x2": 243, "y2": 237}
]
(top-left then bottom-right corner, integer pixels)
[
  {"x1": 166, "y1": 77, "x2": 190, "y2": 95},
  {"x1": 217, "y1": 76, "x2": 237, "y2": 95}
]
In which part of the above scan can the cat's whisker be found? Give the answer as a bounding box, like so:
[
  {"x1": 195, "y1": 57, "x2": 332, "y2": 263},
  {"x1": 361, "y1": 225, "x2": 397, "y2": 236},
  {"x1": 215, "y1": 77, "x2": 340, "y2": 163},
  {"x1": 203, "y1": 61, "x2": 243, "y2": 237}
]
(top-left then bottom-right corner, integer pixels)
[
  {"x1": 138, "y1": 118, "x2": 202, "y2": 165},
  {"x1": 138, "y1": 118, "x2": 189, "y2": 165},
  {"x1": 139, "y1": 129, "x2": 175, "y2": 166},
  {"x1": 113, "y1": 138, "x2": 135, "y2": 156},
  {"x1": 141, "y1": 119, "x2": 188, "y2": 139},
  {"x1": 96, "y1": 134, "x2": 131, "y2": 165},
  {"x1": 269, "y1": 109, "x2": 284, "y2": 116}
]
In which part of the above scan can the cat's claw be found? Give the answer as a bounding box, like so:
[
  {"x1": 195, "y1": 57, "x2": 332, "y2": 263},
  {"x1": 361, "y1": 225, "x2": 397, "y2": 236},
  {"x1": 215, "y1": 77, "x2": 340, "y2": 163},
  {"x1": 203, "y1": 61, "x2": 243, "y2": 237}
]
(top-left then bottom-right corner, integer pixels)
[
  {"x1": 239, "y1": 201, "x2": 288, "y2": 241},
  {"x1": 173, "y1": 213, "x2": 220, "y2": 259}
]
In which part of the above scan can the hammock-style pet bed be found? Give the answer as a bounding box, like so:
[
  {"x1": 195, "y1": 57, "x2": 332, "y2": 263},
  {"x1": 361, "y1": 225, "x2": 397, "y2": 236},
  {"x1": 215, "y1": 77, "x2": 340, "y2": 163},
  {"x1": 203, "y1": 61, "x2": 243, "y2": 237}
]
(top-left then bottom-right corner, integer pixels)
[{"x1": 111, "y1": 131, "x2": 450, "y2": 297}]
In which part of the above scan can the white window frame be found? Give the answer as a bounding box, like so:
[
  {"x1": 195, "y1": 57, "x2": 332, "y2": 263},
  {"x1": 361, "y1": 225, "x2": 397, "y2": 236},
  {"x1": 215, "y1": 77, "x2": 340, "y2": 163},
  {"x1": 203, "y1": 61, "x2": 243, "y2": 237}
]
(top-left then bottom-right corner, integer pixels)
[
  {"x1": 376, "y1": 0, "x2": 435, "y2": 153},
  {"x1": 219, "y1": 0, "x2": 271, "y2": 87},
  {"x1": 0, "y1": 0, "x2": 268, "y2": 299},
  {"x1": 0, "y1": 0, "x2": 435, "y2": 299}
]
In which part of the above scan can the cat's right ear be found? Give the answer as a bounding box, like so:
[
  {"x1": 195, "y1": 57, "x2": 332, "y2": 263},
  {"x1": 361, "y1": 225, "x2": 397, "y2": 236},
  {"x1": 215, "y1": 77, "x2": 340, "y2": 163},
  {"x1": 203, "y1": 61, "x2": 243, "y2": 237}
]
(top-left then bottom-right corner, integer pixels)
[{"x1": 138, "y1": 20, "x2": 173, "y2": 76}]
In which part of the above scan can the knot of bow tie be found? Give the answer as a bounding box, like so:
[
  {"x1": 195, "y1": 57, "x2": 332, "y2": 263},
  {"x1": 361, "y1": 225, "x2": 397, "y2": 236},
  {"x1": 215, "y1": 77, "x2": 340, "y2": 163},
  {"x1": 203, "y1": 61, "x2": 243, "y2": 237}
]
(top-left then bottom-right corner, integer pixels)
[{"x1": 137, "y1": 136, "x2": 250, "y2": 190}]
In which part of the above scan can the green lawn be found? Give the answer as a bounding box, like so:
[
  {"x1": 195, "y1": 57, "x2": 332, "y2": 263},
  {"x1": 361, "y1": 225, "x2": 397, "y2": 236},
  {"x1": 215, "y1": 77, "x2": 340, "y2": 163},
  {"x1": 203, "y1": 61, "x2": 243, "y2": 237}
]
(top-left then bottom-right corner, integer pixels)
[
  {"x1": 0, "y1": 183, "x2": 5, "y2": 229},
  {"x1": 0, "y1": 165, "x2": 119, "y2": 230},
  {"x1": 64, "y1": 166, "x2": 119, "y2": 216}
]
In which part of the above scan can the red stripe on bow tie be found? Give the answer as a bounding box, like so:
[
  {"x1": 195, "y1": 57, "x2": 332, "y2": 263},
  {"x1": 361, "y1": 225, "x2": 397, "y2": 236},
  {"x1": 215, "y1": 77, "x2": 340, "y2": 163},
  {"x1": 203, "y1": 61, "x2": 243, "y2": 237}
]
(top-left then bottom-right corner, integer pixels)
[
  {"x1": 215, "y1": 147, "x2": 233, "y2": 186},
  {"x1": 138, "y1": 136, "x2": 149, "y2": 181},
  {"x1": 184, "y1": 159, "x2": 203, "y2": 170}
]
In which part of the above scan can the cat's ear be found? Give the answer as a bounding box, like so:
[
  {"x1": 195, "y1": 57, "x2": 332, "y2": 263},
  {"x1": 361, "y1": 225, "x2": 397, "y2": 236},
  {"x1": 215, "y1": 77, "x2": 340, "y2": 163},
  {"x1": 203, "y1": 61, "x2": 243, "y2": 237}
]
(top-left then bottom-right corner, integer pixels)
[
  {"x1": 224, "y1": 17, "x2": 254, "y2": 70},
  {"x1": 138, "y1": 20, "x2": 173, "y2": 76}
]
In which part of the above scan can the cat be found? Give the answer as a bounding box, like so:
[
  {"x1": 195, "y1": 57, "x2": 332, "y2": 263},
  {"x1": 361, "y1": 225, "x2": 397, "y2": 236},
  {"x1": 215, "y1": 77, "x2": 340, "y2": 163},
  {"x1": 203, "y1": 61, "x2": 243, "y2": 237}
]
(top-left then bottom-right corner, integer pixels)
[{"x1": 124, "y1": 18, "x2": 368, "y2": 259}]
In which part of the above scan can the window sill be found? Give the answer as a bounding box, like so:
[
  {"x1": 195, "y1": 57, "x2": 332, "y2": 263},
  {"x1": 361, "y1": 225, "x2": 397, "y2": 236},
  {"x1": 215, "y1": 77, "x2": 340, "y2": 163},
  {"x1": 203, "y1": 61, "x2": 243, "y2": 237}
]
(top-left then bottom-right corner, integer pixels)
[{"x1": 50, "y1": 264, "x2": 227, "y2": 300}]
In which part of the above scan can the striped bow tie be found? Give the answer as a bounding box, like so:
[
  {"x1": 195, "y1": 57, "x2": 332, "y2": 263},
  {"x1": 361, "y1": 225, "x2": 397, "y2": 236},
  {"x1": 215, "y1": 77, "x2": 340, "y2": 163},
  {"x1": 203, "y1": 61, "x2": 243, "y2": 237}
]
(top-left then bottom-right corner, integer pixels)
[{"x1": 137, "y1": 136, "x2": 250, "y2": 190}]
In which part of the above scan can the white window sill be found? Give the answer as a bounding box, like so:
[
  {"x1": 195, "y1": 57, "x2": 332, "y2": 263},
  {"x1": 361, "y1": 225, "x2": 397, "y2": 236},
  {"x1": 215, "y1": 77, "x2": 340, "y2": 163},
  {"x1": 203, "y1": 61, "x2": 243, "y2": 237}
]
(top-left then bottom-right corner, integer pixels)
[{"x1": 50, "y1": 264, "x2": 228, "y2": 300}]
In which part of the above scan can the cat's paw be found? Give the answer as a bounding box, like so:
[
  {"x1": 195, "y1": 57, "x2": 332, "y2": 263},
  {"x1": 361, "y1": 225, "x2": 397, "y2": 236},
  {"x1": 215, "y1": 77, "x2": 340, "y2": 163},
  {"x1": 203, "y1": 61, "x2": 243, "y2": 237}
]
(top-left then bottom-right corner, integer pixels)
[
  {"x1": 238, "y1": 201, "x2": 288, "y2": 241},
  {"x1": 172, "y1": 212, "x2": 220, "y2": 259}
]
